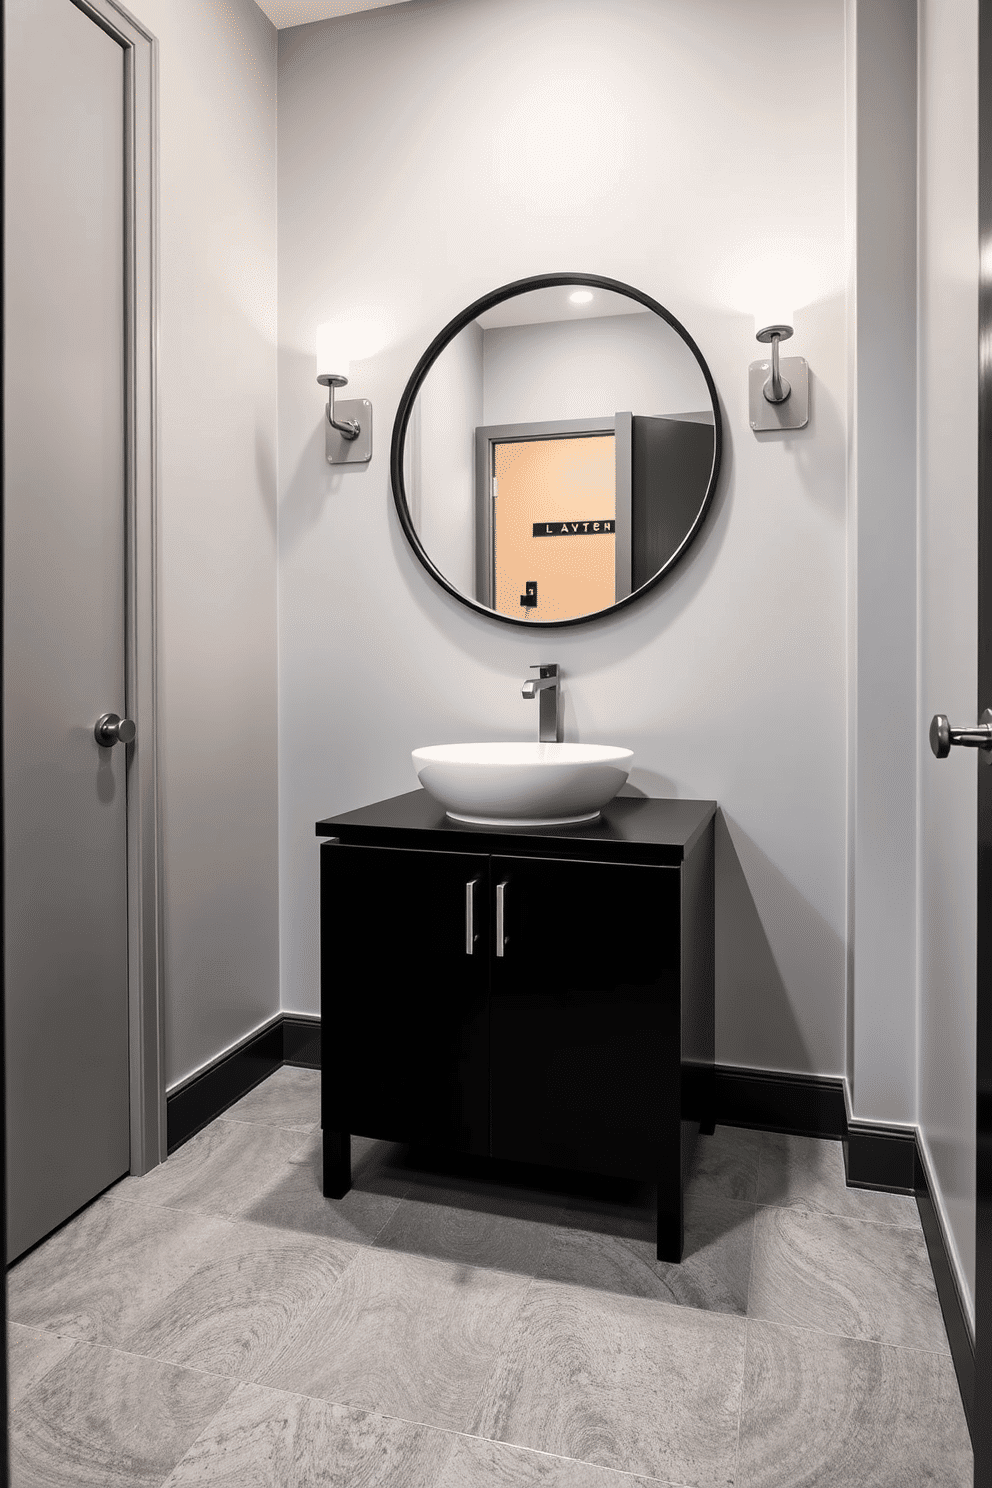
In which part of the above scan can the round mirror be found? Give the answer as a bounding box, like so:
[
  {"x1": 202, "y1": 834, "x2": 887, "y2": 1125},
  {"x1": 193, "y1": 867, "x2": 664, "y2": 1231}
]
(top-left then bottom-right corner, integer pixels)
[{"x1": 390, "y1": 273, "x2": 722, "y2": 626}]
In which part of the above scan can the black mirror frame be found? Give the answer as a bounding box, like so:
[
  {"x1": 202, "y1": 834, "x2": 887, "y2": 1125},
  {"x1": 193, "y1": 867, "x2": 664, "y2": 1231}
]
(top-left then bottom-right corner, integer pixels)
[{"x1": 390, "y1": 272, "x2": 723, "y2": 628}]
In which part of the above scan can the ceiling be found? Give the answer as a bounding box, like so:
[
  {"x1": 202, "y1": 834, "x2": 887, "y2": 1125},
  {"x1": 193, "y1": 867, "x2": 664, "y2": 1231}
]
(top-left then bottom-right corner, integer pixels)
[{"x1": 253, "y1": 0, "x2": 413, "y2": 26}]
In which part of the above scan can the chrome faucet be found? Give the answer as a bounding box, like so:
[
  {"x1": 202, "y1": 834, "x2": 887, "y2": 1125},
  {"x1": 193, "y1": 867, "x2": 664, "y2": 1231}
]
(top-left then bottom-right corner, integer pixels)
[{"x1": 521, "y1": 663, "x2": 562, "y2": 743}]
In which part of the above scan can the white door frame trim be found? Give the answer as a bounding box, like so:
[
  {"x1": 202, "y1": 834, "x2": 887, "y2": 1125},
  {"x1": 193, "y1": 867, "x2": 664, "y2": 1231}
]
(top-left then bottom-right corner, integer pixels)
[{"x1": 71, "y1": 0, "x2": 164, "y2": 1174}]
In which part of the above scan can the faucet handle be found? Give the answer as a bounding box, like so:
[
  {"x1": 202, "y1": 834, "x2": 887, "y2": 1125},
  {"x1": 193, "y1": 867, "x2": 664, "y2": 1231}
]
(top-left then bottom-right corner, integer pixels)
[{"x1": 530, "y1": 662, "x2": 559, "y2": 675}]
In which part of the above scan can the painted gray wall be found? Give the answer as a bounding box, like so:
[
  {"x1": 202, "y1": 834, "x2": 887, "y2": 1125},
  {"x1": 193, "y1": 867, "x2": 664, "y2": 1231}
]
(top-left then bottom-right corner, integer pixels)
[
  {"x1": 848, "y1": 0, "x2": 919, "y2": 1126},
  {"x1": 918, "y1": 0, "x2": 978, "y2": 1322},
  {"x1": 481, "y1": 314, "x2": 709, "y2": 426},
  {"x1": 411, "y1": 320, "x2": 483, "y2": 596},
  {"x1": 136, "y1": 0, "x2": 281, "y2": 1088},
  {"x1": 276, "y1": 0, "x2": 849, "y2": 1081}
]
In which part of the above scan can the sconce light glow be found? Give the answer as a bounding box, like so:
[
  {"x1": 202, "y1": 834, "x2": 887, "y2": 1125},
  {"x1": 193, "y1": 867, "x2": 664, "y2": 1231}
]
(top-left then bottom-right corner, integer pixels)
[
  {"x1": 569, "y1": 290, "x2": 594, "y2": 305},
  {"x1": 316, "y1": 322, "x2": 350, "y2": 385},
  {"x1": 752, "y1": 306, "x2": 793, "y2": 341}
]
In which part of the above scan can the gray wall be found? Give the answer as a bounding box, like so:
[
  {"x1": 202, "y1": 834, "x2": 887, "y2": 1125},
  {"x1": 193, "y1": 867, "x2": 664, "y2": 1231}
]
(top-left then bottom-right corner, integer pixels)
[
  {"x1": 847, "y1": 0, "x2": 919, "y2": 1127},
  {"x1": 137, "y1": 0, "x2": 281, "y2": 1088},
  {"x1": 918, "y1": 0, "x2": 978, "y2": 1322},
  {"x1": 276, "y1": 0, "x2": 850, "y2": 1081}
]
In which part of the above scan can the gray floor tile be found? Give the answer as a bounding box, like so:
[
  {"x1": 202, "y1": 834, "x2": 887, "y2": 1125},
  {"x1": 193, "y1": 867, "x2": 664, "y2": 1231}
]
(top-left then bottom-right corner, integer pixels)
[
  {"x1": 9, "y1": 1340, "x2": 235, "y2": 1488},
  {"x1": 756, "y1": 1133, "x2": 921, "y2": 1227},
  {"x1": 161, "y1": 1382, "x2": 455, "y2": 1487},
  {"x1": 115, "y1": 1120, "x2": 311, "y2": 1219},
  {"x1": 121, "y1": 1217, "x2": 358, "y2": 1380},
  {"x1": 223, "y1": 1066, "x2": 320, "y2": 1132},
  {"x1": 471, "y1": 1277, "x2": 746, "y2": 1487},
  {"x1": 373, "y1": 1179, "x2": 565, "y2": 1276},
  {"x1": 537, "y1": 1193, "x2": 755, "y2": 1315},
  {"x1": 8, "y1": 1194, "x2": 229, "y2": 1345},
  {"x1": 236, "y1": 1130, "x2": 408, "y2": 1244},
  {"x1": 261, "y1": 1245, "x2": 531, "y2": 1432},
  {"x1": 7, "y1": 1324, "x2": 76, "y2": 1409},
  {"x1": 737, "y1": 1319, "x2": 973, "y2": 1487},
  {"x1": 749, "y1": 1205, "x2": 949, "y2": 1350},
  {"x1": 686, "y1": 1126, "x2": 763, "y2": 1203},
  {"x1": 435, "y1": 1434, "x2": 678, "y2": 1486}
]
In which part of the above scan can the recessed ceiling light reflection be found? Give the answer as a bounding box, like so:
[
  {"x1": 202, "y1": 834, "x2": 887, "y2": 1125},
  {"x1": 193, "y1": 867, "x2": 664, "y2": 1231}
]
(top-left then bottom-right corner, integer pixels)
[{"x1": 569, "y1": 290, "x2": 593, "y2": 304}]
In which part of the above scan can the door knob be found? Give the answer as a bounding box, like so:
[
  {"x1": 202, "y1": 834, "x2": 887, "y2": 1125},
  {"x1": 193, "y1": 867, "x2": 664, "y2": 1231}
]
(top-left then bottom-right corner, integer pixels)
[
  {"x1": 929, "y1": 709, "x2": 992, "y2": 761},
  {"x1": 94, "y1": 712, "x2": 136, "y2": 748}
]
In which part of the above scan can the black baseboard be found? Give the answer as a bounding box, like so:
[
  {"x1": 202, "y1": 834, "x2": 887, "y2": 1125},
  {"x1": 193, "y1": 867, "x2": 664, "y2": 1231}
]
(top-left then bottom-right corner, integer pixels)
[
  {"x1": 714, "y1": 1064, "x2": 847, "y2": 1138},
  {"x1": 166, "y1": 1014, "x2": 317, "y2": 1152},
  {"x1": 915, "y1": 1141, "x2": 975, "y2": 1441},
  {"x1": 844, "y1": 1123, "x2": 916, "y2": 1193},
  {"x1": 283, "y1": 1013, "x2": 320, "y2": 1068}
]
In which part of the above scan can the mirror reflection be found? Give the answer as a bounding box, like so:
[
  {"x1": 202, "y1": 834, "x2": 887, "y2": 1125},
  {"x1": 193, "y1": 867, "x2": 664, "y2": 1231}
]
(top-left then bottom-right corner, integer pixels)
[{"x1": 399, "y1": 282, "x2": 719, "y2": 624}]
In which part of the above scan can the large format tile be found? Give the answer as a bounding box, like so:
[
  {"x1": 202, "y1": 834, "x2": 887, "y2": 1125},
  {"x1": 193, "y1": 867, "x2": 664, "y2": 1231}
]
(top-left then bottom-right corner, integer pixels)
[
  {"x1": 162, "y1": 1382, "x2": 454, "y2": 1488},
  {"x1": 435, "y1": 1434, "x2": 678, "y2": 1487},
  {"x1": 8, "y1": 1194, "x2": 228, "y2": 1345},
  {"x1": 223, "y1": 1067, "x2": 320, "y2": 1133},
  {"x1": 756, "y1": 1133, "x2": 921, "y2": 1227},
  {"x1": 261, "y1": 1246, "x2": 531, "y2": 1432},
  {"x1": 471, "y1": 1277, "x2": 746, "y2": 1487},
  {"x1": 537, "y1": 1193, "x2": 755, "y2": 1315},
  {"x1": 737, "y1": 1319, "x2": 972, "y2": 1487},
  {"x1": 121, "y1": 1217, "x2": 357, "y2": 1380},
  {"x1": 115, "y1": 1120, "x2": 311, "y2": 1219},
  {"x1": 749, "y1": 1205, "x2": 949, "y2": 1350},
  {"x1": 237, "y1": 1130, "x2": 408, "y2": 1244},
  {"x1": 686, "y1": 1126, "x2": 763, "y2": 1204},
  {"x1": 10, "y1": 1340, "x2": 235, "y2": 1488},
  {"x1": 373, "y1": 1178, "x2": 564, "y2": 1276},
  {"x1": 7, "y1": 1324, "x2": 76, "y2": 1409}
]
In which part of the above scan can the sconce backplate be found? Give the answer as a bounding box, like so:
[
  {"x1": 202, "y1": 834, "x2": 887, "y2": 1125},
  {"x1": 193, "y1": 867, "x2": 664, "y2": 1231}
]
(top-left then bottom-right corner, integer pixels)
[
  {"x1": 748, "y1": 357, "x2": 809, "y2": 432},
  {"x1": 326, "y1": 399, "x2": 373, "y2": 465}
]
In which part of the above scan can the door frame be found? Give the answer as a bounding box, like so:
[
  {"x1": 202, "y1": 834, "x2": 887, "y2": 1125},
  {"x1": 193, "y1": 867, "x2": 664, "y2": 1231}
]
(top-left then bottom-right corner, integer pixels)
[
  {"x1": 977, "y1": 4, "x2": 992, "y2": 1483},
  {"x1": 65, "y1": 0, "x2": 165, "y2": 1177}
]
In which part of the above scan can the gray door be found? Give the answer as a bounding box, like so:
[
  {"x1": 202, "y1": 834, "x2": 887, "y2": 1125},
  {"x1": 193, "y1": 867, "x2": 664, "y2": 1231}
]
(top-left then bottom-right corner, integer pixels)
[{"x1": 5, "y1": 0, "x2": 131, "y2": 1260}]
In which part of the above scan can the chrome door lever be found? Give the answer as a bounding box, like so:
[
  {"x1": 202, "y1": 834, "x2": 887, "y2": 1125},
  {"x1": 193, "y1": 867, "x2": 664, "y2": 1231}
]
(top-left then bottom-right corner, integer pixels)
[
  {"x1": 94, "y1": 712, "x2": 136, "y2": 748},
  {"x1": 929, "y1": 708, "x2": 992, "y2": 761}
]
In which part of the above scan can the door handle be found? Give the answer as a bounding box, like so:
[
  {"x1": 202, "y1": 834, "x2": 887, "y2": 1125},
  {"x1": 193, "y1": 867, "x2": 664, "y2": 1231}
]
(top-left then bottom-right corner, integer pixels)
[
  {"x1": 94, "y1": 712, "x2": 136, "y2": 748},
  {"x1": 496, "y1": 879, "x2": 508, "y2": 957},
  {"x1": 465, "y1": 877, "x2": 480, "y2": 954},
  {"x1": 929, "y1": 709, "x2": 992, "y2": 761}
]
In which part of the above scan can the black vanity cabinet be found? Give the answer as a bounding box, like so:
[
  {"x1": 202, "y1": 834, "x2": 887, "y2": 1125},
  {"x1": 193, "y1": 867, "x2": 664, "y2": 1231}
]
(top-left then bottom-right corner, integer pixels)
[{"x1": 316, "y1": 790, "x2": 715, "y2": 1262}]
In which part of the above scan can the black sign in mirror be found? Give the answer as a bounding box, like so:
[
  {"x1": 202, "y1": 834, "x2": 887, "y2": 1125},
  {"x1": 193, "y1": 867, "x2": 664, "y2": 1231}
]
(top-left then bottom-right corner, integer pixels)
[{"x1": 390, "y1": 273, "x2": 722, "y2": 626}]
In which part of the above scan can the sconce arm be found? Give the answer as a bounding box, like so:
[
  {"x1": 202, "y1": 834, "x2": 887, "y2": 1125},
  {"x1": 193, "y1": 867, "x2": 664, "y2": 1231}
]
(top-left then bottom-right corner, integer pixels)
[{"x1": 318, "y1": 374, "x2": 361, "y2": 440}]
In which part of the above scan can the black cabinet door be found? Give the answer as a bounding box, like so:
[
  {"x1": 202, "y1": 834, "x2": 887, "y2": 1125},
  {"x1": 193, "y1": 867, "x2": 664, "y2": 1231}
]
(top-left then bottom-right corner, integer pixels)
[
  {"x1": 489, "y1": 855, "x2": 681, "y2": 1180},
  {"x1": 321, "y1": 842, "x2": 490, "y2": 1154}
]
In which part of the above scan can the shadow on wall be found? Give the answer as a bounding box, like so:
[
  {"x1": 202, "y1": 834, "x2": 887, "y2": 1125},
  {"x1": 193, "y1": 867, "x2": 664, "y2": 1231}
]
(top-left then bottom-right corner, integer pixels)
[{"x1": 716, "y1": 809, "x2": 841, "y2": 1075}]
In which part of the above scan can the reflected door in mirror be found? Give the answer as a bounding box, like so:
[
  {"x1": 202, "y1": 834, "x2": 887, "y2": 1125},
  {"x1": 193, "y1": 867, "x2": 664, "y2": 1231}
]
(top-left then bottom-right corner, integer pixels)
[{"x1": 493, "y1": 433, "x2": 616, "y2": 621}]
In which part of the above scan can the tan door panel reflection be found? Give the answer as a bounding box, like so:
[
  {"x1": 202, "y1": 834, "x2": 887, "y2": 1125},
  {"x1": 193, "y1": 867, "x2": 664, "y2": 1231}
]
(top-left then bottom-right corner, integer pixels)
[{"x1": 493, "y1": 435, "x2": 616, "y2": 621}]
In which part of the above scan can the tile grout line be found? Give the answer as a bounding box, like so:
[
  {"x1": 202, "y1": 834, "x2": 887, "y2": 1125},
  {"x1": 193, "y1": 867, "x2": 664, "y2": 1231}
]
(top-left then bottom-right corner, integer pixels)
[{"x1": 746, "y1": 1312, "x2": 956, "y2": 1358}]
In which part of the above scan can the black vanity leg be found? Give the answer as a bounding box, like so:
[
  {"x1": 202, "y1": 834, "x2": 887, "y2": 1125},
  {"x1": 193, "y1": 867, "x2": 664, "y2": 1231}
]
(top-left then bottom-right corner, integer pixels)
[
  {"x1": 657, "y1": 1190, "x2": 684, "y2": 1263},
  {"x1": 322, "y1": 1130, "x2": 352, "y2": 1198}
]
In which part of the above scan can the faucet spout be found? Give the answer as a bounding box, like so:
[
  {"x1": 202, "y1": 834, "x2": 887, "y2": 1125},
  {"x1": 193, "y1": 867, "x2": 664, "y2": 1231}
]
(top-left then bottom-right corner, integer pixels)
[{"x1": 522, "y1": 664, "x2": 562, "y2": 743}]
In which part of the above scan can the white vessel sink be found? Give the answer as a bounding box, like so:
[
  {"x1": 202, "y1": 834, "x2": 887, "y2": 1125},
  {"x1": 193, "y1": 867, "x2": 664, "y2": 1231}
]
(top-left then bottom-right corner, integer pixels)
[{"x1": 412, "y1": 742, "x2": 634, "y2": 826}]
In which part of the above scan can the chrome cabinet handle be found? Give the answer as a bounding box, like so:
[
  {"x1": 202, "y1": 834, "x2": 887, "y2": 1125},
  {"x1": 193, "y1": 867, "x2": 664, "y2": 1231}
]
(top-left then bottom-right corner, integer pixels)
[
  {"x1": 929, "y1": 708, "x2": 992, "y2": 761},
  {"x1": 94, "y1": 712, "x2": 136, "y2": 748},
  {"x1": 465, "y1": 877, "x2": 480, "y2": 954},
  {"x1": 496, "y1": 880, "x2": 507, "y2": 957}
]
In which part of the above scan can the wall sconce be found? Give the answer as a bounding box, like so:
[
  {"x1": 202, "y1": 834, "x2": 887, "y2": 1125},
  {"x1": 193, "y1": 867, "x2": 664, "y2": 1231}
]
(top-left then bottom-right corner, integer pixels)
[
  {"x1": 748, "y1": 312, "x2": 809, "y2": 432},
  {"x1": 316, "y1": 323, "x2": 373, "y2": 465}
]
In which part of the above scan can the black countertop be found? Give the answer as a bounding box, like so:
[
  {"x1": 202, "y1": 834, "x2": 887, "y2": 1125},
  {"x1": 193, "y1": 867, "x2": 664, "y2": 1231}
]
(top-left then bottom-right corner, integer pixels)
[{"x1": 316, "y1": 789, "x2": 716, "y2": 866}]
